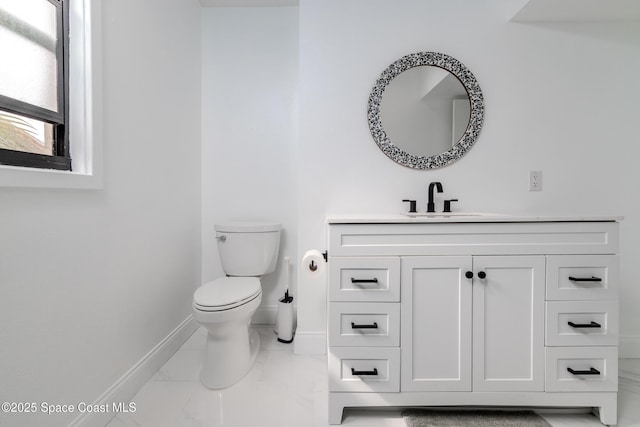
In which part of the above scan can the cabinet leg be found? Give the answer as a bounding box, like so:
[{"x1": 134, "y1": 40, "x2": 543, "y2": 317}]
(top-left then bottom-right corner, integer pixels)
[
  {"x1": 328, "y1": 398, "x2": 344, "y2": 425},
  {"x1": 598, "y1": 398, "x2": 617, "y2": 426}
]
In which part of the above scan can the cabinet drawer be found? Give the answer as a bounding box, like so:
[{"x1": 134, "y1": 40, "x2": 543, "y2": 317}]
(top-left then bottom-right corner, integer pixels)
[
  {"x1": 546, "y1": 255, "x2": 618, "y2": 301},
  {"x1": 329, "y1": 257, "x2": 400, "y2": 302},
  {"x1": 545, "y1": 347, "x2": 618, "y2": 392},
  {"x1": 328, "y1": 347, "x2": 400, "y2": 392},
  {"x1": 329, "y1": 302, "x2": 400, "y2": 347},
  {"x1": 546, "y1": 301, "x2": 618, "y2": 346}
]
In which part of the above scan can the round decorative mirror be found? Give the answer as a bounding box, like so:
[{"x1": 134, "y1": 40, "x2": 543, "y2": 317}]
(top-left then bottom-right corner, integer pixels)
[{"x1": 368, "y1": 52, "x2": 484, "y2": 169}]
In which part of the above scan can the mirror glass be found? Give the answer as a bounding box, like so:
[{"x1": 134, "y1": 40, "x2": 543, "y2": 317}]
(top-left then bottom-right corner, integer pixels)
[
  {"x1": 368, "y1": 52, "x2": 484, "y2": 169},
  {"x1": 380, "y1": 66, "x2": 469, "y2": 158}
]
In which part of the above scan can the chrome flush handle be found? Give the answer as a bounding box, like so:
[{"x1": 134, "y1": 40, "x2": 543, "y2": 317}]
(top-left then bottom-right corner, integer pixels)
[{"x1": 216, "y1": 234, "x2": 226, "y2": 242}]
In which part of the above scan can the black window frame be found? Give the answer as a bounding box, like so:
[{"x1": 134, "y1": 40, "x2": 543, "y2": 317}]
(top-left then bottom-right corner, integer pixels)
[{"x1": 0, "y1": 0, "x2": 71, "y2": 171}]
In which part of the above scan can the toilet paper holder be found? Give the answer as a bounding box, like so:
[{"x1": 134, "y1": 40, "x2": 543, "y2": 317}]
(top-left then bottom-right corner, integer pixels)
[{"x1": 308, "y1": 251, "x2": 328, "y2": 272}]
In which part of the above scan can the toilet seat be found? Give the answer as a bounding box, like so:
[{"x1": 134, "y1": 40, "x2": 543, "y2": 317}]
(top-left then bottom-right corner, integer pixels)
[{"x1": 194, "y1": 277, "x2": 261, "y2": 312}]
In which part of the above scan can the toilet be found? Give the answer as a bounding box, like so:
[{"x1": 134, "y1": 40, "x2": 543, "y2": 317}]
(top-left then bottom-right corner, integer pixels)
[{"x1": 192, "y1": 221, "x2": 281, "y2": 389}]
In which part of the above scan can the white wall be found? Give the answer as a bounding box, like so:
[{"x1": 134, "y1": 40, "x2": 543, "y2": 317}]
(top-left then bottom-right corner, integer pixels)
[
  {"x1": 297, "y1": 0, "x2": 640, "y2": 353},
  {"x1": 201, "y1": 7, "x2": 298, "y2": 321},
  {"x1": 0, "y1": 0, "x2": 201, "y2": 425}
]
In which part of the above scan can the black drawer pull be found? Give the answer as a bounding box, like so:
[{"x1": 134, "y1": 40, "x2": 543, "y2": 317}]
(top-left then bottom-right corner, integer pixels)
[
  {"x1": 351, "y1": 368, "x2": 378, "y2": 376},
  {"x1": 567, "y1": 367, "x2": 601, "y2": 376},
  {"x1": 351, "y1": 322, "x2": 378, "y2": 329},
  {"x1": 568, "y1": 276, "x2": 602, "y2": 282},
  {"x1": 568, "y1": 321, "x2": 602, "y2": 329},
  {"x1": 351, "y1": 277, "x2": 379, "y2": 284}
]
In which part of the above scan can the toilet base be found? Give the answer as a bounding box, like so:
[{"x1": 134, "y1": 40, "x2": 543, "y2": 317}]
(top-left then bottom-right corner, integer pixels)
[
  {"x1": 193, "y1": 286, "x2": 262, "y2": 389},
  {"x1": 199, "y1": 327, "x2": 260, "y2": 389}
]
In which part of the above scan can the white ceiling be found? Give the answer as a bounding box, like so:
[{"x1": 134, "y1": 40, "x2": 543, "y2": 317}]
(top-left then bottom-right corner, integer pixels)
[
  {"x1": 512, "y1": 0, "x2": 640, "y2": 22},
  {"x1": 199, "y1": 0, "x2": 298, "y2": 6}
]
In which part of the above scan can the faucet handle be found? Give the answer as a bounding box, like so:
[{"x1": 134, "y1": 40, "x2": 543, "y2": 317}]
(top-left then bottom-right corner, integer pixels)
[
  {"x1": 402, "y1": 199, "x2": 417, "y2": 213},
  {"x1": 443, "y1": 199, "x2": 458, "y2": 213}
]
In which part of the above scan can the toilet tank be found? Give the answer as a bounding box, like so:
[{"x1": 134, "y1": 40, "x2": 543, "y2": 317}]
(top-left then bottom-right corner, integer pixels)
[{"x1": 215, "y1": 222, "x2": 281, "y2": 277}]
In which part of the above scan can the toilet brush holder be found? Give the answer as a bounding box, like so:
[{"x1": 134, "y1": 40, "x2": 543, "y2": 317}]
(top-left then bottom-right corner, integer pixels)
[{"x1": 277, "y1": 291, "x2": 294, "y2": 343}]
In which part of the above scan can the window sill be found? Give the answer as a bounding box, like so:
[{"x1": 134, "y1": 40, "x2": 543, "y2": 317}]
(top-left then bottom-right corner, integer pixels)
[{"x1": 0, "y1": 164, "x2": 103, "y2": 189}]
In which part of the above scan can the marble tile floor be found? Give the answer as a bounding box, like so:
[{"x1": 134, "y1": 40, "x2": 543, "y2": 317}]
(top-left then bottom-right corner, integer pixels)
[{"x1": 107, "y1": 326, "x2": 640, "y2": 427}]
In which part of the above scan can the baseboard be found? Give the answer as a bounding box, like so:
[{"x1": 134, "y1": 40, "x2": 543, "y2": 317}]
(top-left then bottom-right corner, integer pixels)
[
  {"x1": 619, "y1": 335, "x2": 640, "y2": 396},
  {"x1": 252, "y1": 306, "x2": 298, "y2": 333},
  {"x1": 619, "y1": 370, "x2": 640, "y2": 396},
  {"x1": 252, "y1": 306, "x2": 277, "y2": 325},
  {"x1": 68, "y1": 315, "x2": 199, "y2": 427},
  {"x1": 293, "y1": 331, "x2": 326, "y2": 355},
  {"x1": 620, "y1": 335, "x2": 640, "y2": 358}
]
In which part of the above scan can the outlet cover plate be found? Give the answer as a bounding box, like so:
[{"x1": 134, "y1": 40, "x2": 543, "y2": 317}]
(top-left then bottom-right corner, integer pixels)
[{"x1": 529, "y1": 170, "x2": 542, "y2": 191}]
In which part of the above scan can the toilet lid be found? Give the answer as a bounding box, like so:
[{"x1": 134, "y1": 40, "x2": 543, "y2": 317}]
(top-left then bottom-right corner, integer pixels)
[{"x1": 194, "y1": 277, "x2": 261, "y2": 310}]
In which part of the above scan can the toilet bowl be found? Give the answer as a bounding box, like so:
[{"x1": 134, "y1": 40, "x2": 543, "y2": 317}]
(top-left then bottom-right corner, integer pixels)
[
  {"x1": 193, "y1": 277, "x2": 262, "y2": 389},
  {"x1": 192, "y1": 222, "x2": 281, "y2": 389}
]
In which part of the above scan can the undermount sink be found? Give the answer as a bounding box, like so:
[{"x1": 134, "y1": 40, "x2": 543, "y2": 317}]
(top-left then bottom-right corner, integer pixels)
[{"x1": 402, "y1": 212, "x2": 505, "y2": 218}]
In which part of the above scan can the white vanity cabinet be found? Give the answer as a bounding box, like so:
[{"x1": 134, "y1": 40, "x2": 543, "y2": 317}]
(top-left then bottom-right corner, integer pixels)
[
  {"x1": 326, "y1": 218, "x2": 619, "y2": 425},
  {"x1": 401, "y1": 255, "x2": 546, "y2": 392}
]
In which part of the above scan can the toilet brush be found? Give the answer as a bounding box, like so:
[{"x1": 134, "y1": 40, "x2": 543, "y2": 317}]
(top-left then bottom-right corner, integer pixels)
[
  {"x1": 275, "y1": 257, "x2": 294, "y2": 342},
  {"x1": 274, "y1": 256, "x2": 290, "y2": 334}
]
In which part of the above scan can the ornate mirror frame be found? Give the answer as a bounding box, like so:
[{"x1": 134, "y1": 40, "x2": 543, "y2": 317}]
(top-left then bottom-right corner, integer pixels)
[{"x1": 367, "y1": 52, "x2": 484, "y2": 169}]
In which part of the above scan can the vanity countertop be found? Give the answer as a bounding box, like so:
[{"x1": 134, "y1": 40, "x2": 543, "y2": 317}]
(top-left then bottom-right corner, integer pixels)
[{"x1": 326, "y1": 213, "x2": 623, "y2": 224}]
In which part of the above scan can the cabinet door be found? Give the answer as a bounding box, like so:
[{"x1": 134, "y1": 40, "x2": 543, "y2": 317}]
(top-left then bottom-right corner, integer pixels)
[
  {"x1": 401, "y1": 256, "x2": 472, "y2": 391},
  {"x1": 472, "y1": 255, "x2": 545, "y2": 391}
]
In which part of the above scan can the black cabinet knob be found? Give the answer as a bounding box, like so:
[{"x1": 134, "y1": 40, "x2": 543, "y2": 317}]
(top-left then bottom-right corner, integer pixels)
[
  {"x1": 465, "y1": 271, "x2": 473, "y2": 279},
  {"x1": 477, "y1": 271, "x2": 486, "y2": 279}
]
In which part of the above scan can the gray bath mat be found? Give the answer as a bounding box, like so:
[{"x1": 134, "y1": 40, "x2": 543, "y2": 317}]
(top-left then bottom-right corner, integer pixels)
[{"x1": 402, "y1": 409, "x2": 551, "y2": 427}]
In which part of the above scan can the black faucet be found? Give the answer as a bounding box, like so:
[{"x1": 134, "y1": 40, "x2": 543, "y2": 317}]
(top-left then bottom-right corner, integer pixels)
[{"x1": 427, "y1": 182, "x2": 443, "y2": 213}]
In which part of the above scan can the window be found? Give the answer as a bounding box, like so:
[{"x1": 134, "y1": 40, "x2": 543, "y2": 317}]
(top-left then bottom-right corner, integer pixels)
[{"x1": 0, "y1": 0, "x2": 70, "y2": 170}]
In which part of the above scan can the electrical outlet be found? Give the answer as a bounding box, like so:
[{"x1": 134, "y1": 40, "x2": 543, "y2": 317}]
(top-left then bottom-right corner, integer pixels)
[{"x1": 529, "y1": 171, "x2": 542, "y2": 191}]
